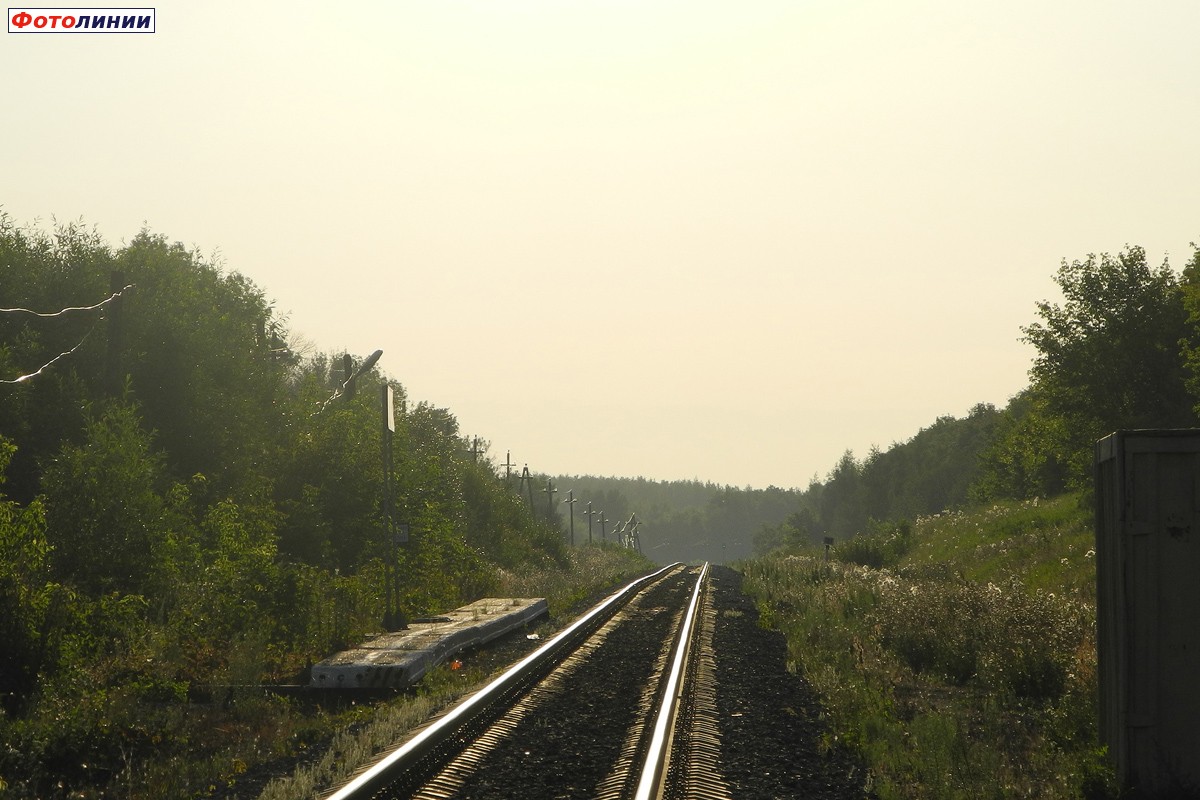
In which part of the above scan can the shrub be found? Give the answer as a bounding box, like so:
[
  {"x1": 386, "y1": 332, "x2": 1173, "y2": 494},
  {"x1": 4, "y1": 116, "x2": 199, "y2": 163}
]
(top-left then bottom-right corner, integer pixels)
[
  {"x1": 834, "y1": 519, "x2": 913, "y2": 569},
  {"x1": 739, "y1": 493, "x2": 1108, "y2": 798}
]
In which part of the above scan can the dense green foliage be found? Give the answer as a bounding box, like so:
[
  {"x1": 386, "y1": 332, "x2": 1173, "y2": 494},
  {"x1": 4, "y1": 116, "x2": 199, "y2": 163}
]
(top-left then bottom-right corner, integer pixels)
[
  {"x1": 979, "y1": 244, "x2": 1200, "y2": 499},
  {"x1": 0, "y1": 215, "x2": 624, "y2": 798},
  {"x1": 742, "y1": 496, "x2": 1109, "y2": 798},
  {"x1": 753, "y1": 404, "x2": 1004, "y2": 553}
]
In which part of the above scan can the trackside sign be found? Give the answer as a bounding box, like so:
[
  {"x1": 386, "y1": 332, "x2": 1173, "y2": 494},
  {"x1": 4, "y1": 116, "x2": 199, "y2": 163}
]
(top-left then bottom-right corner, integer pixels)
[{"x1": 8, "y1": 7, "x2": 155, "y2": 32}]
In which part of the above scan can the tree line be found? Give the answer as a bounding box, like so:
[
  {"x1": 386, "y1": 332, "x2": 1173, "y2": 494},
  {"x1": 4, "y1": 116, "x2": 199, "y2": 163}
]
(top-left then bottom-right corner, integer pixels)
[
  {"x1": 758, "y1": 242, "x2": 1200, "y2": 554},
  {"x1": 549, "y1": 474, "x2": 802, "y2": 564},
  {"x1": 549, "y1": 242, "x2": 1200, "y2": 564},
  {"x1": 0, "y1": 215, "x2": 582, "y2": 786}
]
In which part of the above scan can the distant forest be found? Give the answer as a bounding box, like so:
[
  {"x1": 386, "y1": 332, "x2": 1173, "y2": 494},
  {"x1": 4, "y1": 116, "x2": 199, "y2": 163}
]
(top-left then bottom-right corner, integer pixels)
[
  {"x1": 551, "y1": 402, "x2": 1000, "y2": 563},
  {"x1": 552, "y1": 243, "x2": 1200, "y2": 562},
  {"x1": 546, "y1": 474, "x2": 801, "y2": 564}
]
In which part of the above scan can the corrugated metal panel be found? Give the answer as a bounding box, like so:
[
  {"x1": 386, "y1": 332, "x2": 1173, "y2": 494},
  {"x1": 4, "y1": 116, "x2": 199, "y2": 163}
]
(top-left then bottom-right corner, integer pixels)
[{"x1": 1096, "y1": 430, "x2": 1200, "y2": 792}]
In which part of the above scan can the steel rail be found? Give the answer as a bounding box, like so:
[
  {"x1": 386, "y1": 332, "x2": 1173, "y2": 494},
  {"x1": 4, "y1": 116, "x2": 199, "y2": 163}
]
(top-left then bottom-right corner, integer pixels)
[
  {"x1": 633, "y1": 561, "x2": 710, "y2": 800},
  {"x1": 324, "y1": 562, "x2": 683, "y2": 800}
]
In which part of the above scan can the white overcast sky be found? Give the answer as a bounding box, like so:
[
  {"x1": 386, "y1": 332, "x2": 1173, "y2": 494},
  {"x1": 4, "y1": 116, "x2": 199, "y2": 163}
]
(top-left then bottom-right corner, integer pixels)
[{"x1": 4, "y1": 1, "x2": 1198, "y2": 489}]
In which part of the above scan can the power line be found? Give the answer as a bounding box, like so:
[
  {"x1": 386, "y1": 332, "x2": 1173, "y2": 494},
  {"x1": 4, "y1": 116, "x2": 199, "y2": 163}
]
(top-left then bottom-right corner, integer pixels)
[
  {"x1": 0, "y1": 284, "x2": 133, "y2": 318},
  {"x1": 1, "y1": 283, "x2": 134, "y2": 385},
  {"x1": 1, "y1": 324, "x2": 98, "y2": 384}
]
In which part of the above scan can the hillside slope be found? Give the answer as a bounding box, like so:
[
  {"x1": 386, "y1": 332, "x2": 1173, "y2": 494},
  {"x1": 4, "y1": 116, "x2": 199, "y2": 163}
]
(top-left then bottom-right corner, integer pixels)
[{"x1": 739, "y1": 494, "x2": 1112, "y2": 798}]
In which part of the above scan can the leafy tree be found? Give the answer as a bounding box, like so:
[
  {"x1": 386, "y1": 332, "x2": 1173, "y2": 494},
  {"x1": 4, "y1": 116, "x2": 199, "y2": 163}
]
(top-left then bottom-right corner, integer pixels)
[
  {"x1": 754, "y1": 505, "x2": 820, "y2": 554},
  {"x1": 1021, "y1": 246, "x2": 1195, "y2": 485},
  {"x1": 754, "y1": 406, "x2": 1008, "y2": 554},
  {"x1": 40, "y1": 400, "x2": 166, "y2": 595},
  {"x1": 276, "y1": 390, "x2": 385, "y2": 569},
  {"x1": 858, "y1": 404, "x2": 1003, "y2": 515},
  {"x1": 821, "y1": 450, "x2": 866, "y2": 538},
  {"x1": 115, "y1": 232, "x2": 288, "y2": 492},
  {"x1": 1176, "y1": 243, "x2": 1200, "y2": 409},
  {"x1": 462, "y1": 458, "x2": 565, "y2": 568},
  {"x1": 0, "y1": 437, "x2": 57, "y2": 710},
  {"x1": 969, "y1": 392, "x2": 1071, "y2": 501},
  {"x1": 0, "y1": 217, "x2": 113, "y2": 503}
]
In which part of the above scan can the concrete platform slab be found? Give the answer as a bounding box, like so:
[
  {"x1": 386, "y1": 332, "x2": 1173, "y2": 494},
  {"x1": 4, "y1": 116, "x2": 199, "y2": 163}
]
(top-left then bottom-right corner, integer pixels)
[{"x1": 311, "y1": 597, "x2": 548, "y2": 689}]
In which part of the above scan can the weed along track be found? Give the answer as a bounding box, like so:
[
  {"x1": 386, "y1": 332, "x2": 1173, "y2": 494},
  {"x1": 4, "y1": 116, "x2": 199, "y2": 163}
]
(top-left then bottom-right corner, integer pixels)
[{"x1": 322, "y1": 564, "x2": 868, "y2": 800}]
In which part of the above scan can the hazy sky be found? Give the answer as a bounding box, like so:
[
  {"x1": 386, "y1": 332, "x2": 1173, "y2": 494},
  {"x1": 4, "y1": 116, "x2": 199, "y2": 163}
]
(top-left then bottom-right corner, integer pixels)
[{"x1": 4, "y1": 1, "x2": 1199, "y2": 489}]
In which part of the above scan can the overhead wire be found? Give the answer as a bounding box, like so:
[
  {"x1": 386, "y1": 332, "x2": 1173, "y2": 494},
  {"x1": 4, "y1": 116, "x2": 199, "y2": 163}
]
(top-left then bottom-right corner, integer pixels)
[
  {"x1": 0, "y1": 284, "x2": 134, "y2": 385},
  {"x1": 1, "y1": 324, "x2": 99, "y2": 384},
  {"x1": 0, "y1": 284, "x2": 133, "y2": 318}
]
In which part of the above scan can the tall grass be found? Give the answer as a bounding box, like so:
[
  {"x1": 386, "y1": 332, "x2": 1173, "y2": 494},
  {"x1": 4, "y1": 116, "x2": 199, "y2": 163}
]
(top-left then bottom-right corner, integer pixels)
[{"x1": 741, "y1": 495, "x2": 1114, "y2": 799}]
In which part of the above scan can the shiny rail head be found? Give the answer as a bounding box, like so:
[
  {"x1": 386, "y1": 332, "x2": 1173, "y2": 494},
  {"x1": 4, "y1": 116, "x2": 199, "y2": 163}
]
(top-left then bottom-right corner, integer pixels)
[{"x1": 324, "y1": 562, "x2": 685, "y2": 800}]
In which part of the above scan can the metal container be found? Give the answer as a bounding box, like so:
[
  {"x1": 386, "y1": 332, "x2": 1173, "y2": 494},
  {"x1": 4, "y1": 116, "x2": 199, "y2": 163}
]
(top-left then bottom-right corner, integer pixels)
[{"x1": 1095, "y1": 430, "x2": 1200, "y2": 792}]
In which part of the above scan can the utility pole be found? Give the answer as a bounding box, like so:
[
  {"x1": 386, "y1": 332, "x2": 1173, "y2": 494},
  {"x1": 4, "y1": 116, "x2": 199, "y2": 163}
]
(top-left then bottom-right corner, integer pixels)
[
  {"x1": 597, "y1": 511, "x2": 608, "y2": 542},
  {"x1": 381, "y1": 383, "x2": 404, "y2": 630},
  {"x1": 502, "y1": 450, "x2": 516, "y2": 484},
  {"x1": 543, "y1": 479, "x2": 558, "y2": 520},
  {"x1": 519, "y1": 465, "x2": 534, "y2": 509},
  {"x1": 342, "y1": 354, "x2": 355, "y2": 399},
  {"x1": 469, "y1": 436, "x2": 481, "y2": 463},
  {"x1": 563, "y1": 490, "x2": 577, "y2": 546},
  {"x1": 624, "y1": 514, "x2": 639, "y2": 549},
  {"x1": 630, "y1": 521, "x2": 644, "y2": 553},
  {"x1": 583, "y1": 501, "x2": 595, "y2": 545}
]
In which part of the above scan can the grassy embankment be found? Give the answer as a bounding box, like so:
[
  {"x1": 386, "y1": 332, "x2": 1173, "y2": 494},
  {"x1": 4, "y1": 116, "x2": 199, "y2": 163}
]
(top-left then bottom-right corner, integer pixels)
[
  {"x1": 740, "y1": 494, "x2": 1115, "y2": 799},
  {"x1": 0, "y1": 545, "x2": 651, "y2": 800}
]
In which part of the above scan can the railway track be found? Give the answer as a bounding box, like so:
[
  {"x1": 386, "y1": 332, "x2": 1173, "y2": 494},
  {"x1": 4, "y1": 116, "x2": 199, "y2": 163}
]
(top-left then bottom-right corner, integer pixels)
[{"x1": 323, "y1": 563, "x2": 730, "y2": 800}]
